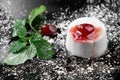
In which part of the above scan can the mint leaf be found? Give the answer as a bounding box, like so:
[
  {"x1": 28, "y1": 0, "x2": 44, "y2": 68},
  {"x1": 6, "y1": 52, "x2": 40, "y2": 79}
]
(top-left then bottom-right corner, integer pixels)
[
  {"x1": 28, "y1": 5, "x2": 46, "y2": 25},
  {"x1": 31, "y1": 15, "x2": 45, "y2": 30},
  {"x1": 29, "y1": 32, "x2": 42, "y2": 42},
  {"x1": 32, "y1": 40, "x2": 55, "y2": 60},
  {"x1": 4, "y1": 44, "x2": 36, "y2": 65},
  {"x1": 12, "y1": 20, "x2": 27, "y2": 38},
  {"x1": 29, "y1": 33, "x2": 55, "y2": 59},
  {"x1": 9, "y1": 39, "x2": 27, "y2": 53}
]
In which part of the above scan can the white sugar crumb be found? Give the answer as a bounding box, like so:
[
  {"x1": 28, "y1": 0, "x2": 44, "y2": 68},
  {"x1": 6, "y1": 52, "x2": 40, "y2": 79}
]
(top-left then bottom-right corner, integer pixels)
[
  {"x1": 87, "y1": 67, "x2": 94, "y2": 72},
  {"x1": 7, "y1": 1, "x2": 12, "y2": 5},
  {"x1": 57, "y1": 70, "x2": 66, "y2": 75},
  {"x1": 47, "y1": 39, "x2": 54, "y2": 44}
]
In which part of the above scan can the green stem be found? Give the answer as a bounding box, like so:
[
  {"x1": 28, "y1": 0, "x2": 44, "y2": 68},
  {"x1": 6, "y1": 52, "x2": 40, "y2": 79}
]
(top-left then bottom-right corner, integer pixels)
[{"x1": 30, "y1": 24, "x2": 37, "y2": 33}]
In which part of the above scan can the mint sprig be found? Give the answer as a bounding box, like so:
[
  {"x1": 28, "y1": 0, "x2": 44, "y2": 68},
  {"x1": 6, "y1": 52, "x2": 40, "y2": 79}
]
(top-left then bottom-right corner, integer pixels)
[{"x1": 4, "y1": 5, "x2": 55, "y2": 65}]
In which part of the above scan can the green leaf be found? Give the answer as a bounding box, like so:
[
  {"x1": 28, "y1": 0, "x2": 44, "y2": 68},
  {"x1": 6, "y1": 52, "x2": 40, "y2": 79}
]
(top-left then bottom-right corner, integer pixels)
[
  {"x1": 29, "y1": 33, "x2": 55, "y2": 60},
  {"x1": 29, "y1": 33, "x2": 55, "y2": 59},
  {"x1": 9, "y1": 39, "x2": 27, "y2": 53},
  {"x1": 4, "y1": 44, "x2": 37, "y2": 65},
  {"x1": 28, "y1": 5, "x2": 46, "y2": 25},
  {"x1": 29, "y1": 32, "x2": 42, "y2": 42},
  {"x1": 31, "y1": 15, "x2": 45, "y2": 30},
  {"x1": 33, "y1": 40, "x2": 55, "y2": 60},
  {"x1": 12, "y1": 19, "x2": 27, "y2": 38}
]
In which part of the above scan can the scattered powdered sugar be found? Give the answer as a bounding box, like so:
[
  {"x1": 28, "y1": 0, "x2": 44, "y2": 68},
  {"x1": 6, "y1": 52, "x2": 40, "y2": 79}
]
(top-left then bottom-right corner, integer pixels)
[
  {"x1": 0, "y1": 6, "x2": 14, "y2": 63},
  {"x1": 43, "y1": 3, "x2": 120, "y2": 80},
  {"x1": 0, "y1": 2, "x2": 120, "y2": 80}
]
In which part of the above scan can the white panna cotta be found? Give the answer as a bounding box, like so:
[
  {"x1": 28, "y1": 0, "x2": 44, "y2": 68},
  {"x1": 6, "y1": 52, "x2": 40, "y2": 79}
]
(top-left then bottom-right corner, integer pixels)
[{"x1": 65, "y1": 17, "x2": 108, "y2": 58}]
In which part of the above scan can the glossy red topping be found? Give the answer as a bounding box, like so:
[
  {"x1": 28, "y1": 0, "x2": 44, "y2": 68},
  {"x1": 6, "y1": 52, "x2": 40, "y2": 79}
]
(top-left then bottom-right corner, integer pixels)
[
  {"x1": 70, "y1": 23, "x2": 100, "y2": 42},
  {"x1": 41, "y1": 24, "x2": 57, "y2": 36}
]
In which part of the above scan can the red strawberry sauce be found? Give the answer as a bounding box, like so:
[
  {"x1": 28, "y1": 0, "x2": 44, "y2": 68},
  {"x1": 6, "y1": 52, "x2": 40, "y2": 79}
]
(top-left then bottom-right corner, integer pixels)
[{"x1": 70, "y1": 23, "x2": 102, "y2": 42}]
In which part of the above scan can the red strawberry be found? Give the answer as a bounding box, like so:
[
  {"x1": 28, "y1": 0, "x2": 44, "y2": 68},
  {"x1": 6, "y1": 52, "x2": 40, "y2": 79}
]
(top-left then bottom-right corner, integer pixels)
[{"x1": 41, "y1": 24, "x2": 57, "y2": 36}]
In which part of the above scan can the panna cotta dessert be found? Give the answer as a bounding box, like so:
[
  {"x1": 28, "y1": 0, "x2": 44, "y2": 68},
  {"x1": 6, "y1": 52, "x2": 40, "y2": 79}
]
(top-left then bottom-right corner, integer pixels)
[{"x1": 66, "y1": 17, "x2": 108, "y2": 58}]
